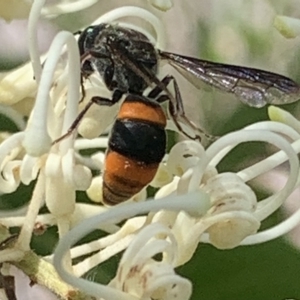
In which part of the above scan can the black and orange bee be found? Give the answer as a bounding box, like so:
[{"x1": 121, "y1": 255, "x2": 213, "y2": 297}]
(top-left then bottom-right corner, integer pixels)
[
  {"x1": 102, "y1": 94, "x2": 167, "y2": 205},
  {"x1": 57, "y1": 23, "x2": 300, "y2": 205}
]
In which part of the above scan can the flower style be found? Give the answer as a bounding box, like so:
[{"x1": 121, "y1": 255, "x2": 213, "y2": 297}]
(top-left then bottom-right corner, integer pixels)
[
  {"x1": 0, "y1": 1, "x2": 300, "y2": 300},
  {"x1": 53, "y1": 111, "x2": 300, "y2": 299}
]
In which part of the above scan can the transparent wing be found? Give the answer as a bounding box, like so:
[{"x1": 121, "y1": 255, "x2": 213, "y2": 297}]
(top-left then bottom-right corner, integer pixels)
[{"x1": 159, "y1": 51, "x2": 300, "y2": 108}]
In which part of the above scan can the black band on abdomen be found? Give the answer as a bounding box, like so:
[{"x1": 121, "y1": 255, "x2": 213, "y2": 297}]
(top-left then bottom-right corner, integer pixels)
[{"x1": 109, "y1": 119, "x2": 166, "y2": 164}]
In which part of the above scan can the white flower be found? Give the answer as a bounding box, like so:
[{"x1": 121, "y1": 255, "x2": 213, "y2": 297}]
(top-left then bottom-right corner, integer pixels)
[
  {"x1": 52, "y1": 113, "x2": 300, "y2": 298},
  {"x1": 0, "y1": 1, "x2": 177, "y2": 298},
  {"x1": 54, "y1": 192, "x2": 208, "y2": 299},
  {"x1": 1, "y1": 1, "x2": 300, "y2": 300},
  {"x1": 0, "y1": 61, "x2": 38, "y2": 107},
  {"x1": 110, "y1": 223, "x2": 191, "y2": 300}
]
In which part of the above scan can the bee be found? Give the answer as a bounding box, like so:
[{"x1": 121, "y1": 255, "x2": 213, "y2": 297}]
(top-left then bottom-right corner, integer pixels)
[{"x1": 58, "y1": 23, "x2": 300, "y2": 205}]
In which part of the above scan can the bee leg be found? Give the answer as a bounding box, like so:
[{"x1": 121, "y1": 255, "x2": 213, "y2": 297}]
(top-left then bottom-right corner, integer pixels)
[
  {"x1": 147, "y1": 75, "x2": 173, "y2": 98},
  {"x1": 151, "y1": 75, "x2": 215, "y2": 142},
  {"x1": 73, "y1": 30, "x2": 82, "y2": 36},
  {"x1": 146, "y1": 75, "x2": 204, "y2": 140},
  {"x1": 147, "y1": 74, "x2": 195, "y2": 125},
  {"x1": 171, "y1": 77, "x2": 217, "y2": 142},
  {"x1": 149, "y1": 91, "x2": 201, "y2": 140},
  {"x1": 52, "y1": 89, "x2": 123, "y2": 144},
  {"x1": 79, "y1": 75, "x2": 86, "y2": 103},
  {"x1": 165, "y1": 98, "x2": 201, "y2": 141}
]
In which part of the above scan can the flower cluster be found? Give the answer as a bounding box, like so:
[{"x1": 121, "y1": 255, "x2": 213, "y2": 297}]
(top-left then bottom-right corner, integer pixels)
[{"x1": 0, "y1": 1, "x2": 299, "y2": 300}]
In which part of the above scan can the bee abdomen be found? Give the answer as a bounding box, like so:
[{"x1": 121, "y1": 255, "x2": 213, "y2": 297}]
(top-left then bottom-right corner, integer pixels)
[
  {"x1": 102, "y1": 95, "x2": 167, "y2": 205},
  {"x1": 103, "y1": 151, "x2": 160, "y2": 205}
]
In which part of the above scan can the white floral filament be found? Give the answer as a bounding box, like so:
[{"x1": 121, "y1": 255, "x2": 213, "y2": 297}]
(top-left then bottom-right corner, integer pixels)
[
  {"x1": 54, "y1": 192, "x2": 209, "y2": 299},
  {"x1": 28, "y1": 0, "x2": 46, "y2": 83},
  {"x1": 22, "y1": 31, "x2": 80, "y2": 156},
  {"x1": 41, "y1": 0, "x2": 99, "y2": 17},
  {"x1": 92, "y1": 6, "x2": 166, "y2": 48}
]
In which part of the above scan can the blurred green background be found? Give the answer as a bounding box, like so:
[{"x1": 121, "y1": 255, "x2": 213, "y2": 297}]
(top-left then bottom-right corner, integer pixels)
[{"x1": 1, "y1": 0, "x2": 300, "y2": 299}]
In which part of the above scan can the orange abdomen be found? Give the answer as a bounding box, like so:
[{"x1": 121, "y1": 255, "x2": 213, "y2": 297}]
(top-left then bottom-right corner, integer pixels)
[{"x1": 102, "y1": 95, "x2": 167, "y2": 205}]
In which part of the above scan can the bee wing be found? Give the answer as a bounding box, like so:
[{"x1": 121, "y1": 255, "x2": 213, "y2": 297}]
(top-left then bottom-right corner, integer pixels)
[{"x1": 159, "y1": 51, "x2": 300, "y2": 108}]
